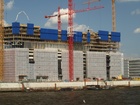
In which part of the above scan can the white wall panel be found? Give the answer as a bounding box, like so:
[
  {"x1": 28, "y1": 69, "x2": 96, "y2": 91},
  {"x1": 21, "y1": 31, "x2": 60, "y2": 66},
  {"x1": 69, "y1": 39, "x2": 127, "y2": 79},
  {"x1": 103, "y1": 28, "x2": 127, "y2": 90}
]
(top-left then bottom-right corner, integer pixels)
[
  {"x1": 86, "y1": 51, "x2": 106, "y2": 80},
  {"x1": 110, "y1": 52, "x2": 123, "y2": 78}
]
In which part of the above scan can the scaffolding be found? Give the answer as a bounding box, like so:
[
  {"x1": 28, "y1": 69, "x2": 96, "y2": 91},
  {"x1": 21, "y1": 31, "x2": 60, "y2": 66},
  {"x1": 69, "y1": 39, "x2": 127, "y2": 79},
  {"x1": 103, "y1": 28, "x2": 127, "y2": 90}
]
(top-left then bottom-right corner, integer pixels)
[{"x1": 4, "y1": 24, "x2": 119, "y2": 52}]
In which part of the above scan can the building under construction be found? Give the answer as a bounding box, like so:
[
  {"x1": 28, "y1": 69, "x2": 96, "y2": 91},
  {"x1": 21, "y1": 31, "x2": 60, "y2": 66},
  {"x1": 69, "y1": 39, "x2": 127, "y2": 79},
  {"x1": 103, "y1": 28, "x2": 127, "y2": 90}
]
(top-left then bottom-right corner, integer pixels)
[{"x1": 3, "y1": 22, "x2": 123, "y2": 82}]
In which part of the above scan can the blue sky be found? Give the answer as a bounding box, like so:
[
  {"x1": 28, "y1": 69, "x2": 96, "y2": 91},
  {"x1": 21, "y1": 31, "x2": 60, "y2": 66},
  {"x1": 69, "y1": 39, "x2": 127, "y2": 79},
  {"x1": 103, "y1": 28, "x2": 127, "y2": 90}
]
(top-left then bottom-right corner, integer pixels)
[{"x1": 4, "y1": 0, "x2": 140, "y2": 58}]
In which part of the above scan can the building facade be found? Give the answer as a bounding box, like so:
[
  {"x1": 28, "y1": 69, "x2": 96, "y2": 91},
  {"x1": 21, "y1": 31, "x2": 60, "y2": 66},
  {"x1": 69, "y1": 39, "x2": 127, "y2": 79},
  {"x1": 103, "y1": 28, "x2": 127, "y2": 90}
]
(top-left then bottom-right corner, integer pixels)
[
  {"x1": 123, "y1": 59, "x2": 129, "y2": 78},
  {"x1": 129, "y1": 59, "x2": 140, "y2": 78},
  {"x1": 3, "y1": 22, "x2": 123, "y2": 82}
]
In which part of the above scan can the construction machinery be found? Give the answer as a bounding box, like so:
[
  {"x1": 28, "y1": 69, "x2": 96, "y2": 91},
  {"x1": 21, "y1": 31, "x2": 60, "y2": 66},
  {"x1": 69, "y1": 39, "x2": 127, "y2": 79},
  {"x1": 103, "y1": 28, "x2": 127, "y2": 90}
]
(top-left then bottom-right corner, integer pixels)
[
  {"x1": 45, "y1": 0, "x2": 103, "y2": 81},
  {"x1": 83, "y1": 0, "x2": 101, "y2": 8},
  {"x1": 45, "y1": 6, "x2": 104, "y2": 35},
  {"x1": 68, "y1": 0, "x2": 74, "y2": 81}
]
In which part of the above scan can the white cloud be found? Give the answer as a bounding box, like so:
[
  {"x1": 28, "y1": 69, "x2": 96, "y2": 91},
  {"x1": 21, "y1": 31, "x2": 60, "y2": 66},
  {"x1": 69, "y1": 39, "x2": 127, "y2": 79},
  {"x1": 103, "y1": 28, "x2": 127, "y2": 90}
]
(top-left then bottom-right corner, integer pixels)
[
  {"x1": 131, "y1": 9, "x2": 140, "y2": 15},
  {"x1": 134, "y1": 28, "x2": 140, "y2": 34},
  {"x1": 73, "y1": 24, "x2": 89, "y2": 32},
  {"x1": 5, "y1": 0, "x2": 14, "y2": 10},
  {"x1": 4, "y1": 20, "x2": 9, "y2": 26},
  {"x1": 117, "y1": 0, "x2": 140, "y2": 2},
  {"x1": 45, "y1": 8, "x2": 72, "y2": 28},
  {"x1": 44, "y1": 8, "x2": 90, "y2": 32}
]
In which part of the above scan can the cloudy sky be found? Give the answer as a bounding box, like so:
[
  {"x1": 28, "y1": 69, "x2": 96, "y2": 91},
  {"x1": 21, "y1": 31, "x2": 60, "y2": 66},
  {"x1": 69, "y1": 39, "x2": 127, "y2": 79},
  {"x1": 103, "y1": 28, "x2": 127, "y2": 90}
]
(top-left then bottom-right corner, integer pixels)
[{"x1": 4, "y1": 0, "x2": 140, "y2": 58}]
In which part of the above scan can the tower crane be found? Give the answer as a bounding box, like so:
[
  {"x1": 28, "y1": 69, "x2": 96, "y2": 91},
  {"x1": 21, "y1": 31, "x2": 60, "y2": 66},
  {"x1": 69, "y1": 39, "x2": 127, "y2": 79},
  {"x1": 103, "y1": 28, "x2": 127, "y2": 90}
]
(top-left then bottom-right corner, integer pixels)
[
  {"x1": 83, "y1": 0, "x2": 101, "y2": 8},
  {"x1": 68, "y1": 0, "x2": 73, "y2": 81},
  {"x1": 45, "y1": 5, "x2": 104, "y2": 35},
  {"x1": 45, "y1": 0, "x2": 104, "y2": 81},
  {"x1": 0, "y1": 0, "x2": 4, "y2": 81},
  {"x1": 112, "y1": 0, "x2": 116, "y2": 32},
  {"x1": 58, "y1": 6, "x2": 61, "y2": 34}
]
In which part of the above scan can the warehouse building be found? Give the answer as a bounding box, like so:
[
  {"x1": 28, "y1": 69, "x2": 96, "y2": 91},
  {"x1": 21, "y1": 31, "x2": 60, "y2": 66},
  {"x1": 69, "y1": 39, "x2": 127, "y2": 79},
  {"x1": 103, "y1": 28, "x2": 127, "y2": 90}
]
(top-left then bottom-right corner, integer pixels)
[{"x1": 3, "y1": 22, "x2": 123, "y2": 82}]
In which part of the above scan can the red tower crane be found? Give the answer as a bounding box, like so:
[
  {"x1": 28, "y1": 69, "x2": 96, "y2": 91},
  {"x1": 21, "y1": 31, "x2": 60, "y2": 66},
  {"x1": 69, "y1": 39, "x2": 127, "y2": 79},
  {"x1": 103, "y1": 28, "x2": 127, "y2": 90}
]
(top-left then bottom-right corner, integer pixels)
[
  {"x1": 83, "y1": 0, "x2": 101, "y2": 8},
  {"x1": 45, "y1": 5, "x2": 104, "y2": 35},
  {"x1": 68, "y1": 0, "x2": 74, "y2": 81},
  {"x1": 58, "y1": 6, "x2": 61, "y2": 34},
  {"x1": 45, "y1": 0, "x2": 104, "y2": 81}
]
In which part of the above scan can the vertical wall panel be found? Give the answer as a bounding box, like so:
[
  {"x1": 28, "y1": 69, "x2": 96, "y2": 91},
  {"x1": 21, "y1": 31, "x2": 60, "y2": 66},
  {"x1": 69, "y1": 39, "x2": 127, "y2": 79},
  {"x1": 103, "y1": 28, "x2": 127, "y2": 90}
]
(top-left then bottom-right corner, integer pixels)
[
  {"x1": 4, "y1": 49, "x2": 16, "y2": 82},
  {"x1": 61, "y1": 50, "x2": 69, "y2": 81},
  {"x1": 86, "y1": 51, "x2": 106, "y2": 80},
  {"x1": 34, "y1": 49, "x2": 58, "y2": 81},
  {"x1": 15, "y1": 48, "x2": 29, "y2": 81},
  {"x1": 109, "y1": 52, "x2": 123, "y2": 78},
  {"x1": 73, "y1": 51, "x2": 83, "y2": 81}
]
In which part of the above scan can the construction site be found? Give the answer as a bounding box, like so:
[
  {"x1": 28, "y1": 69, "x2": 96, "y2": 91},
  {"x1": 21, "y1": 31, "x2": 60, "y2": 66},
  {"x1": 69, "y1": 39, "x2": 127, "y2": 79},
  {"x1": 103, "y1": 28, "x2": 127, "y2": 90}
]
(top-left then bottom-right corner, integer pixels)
[{"x1": 0, "y1": 0, "x2": 124, "y2": 83}]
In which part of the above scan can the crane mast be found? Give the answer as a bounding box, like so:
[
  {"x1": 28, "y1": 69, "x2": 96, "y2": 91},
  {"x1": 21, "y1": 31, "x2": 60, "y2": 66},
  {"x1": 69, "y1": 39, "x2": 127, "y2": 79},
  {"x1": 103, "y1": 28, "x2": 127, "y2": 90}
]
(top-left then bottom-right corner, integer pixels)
[
  {"x1": 112, "y1": 0, "x2": 116, "y2": 32},
  {"x1": 68, "y1": 0, "x2": 74, "y2": 81},
  {"x1": 58, "y1": 6, "x2": 61, "y2": 35},
  {"x1": 45, "y1": 0, "x2": 103, "y2": 81},
  {"x1": 0, "y1": 0, "x2": 4, "y2": 81},
  {"x1": 83, "y1": 0, "x2": 101, "y2": 8}
]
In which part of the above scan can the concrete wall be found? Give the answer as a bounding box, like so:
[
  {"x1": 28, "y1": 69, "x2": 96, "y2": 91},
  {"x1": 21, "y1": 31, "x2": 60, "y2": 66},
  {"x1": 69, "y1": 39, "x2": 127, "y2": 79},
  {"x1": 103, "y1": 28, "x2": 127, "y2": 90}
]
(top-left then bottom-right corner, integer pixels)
[
  {"x1": 110, "y1": 52, "x2": 124, "y2": 78},
  {"x1": 34, "y1": 49, "x2": 58, "y2": 81},
  {"x1": 4, "y1": 48, "x2": 58, "y2": 82},
  {"x1": 61, "y1": 50, "x2": 83, "y2": 81},
  {"x1": 86, "y1": 51, "x2": 106, "y2": 80},
  {"x1": 4, "y1": 48, "x2": 124, "y2": 82},
  {"x1": 4, "y1": 49, "x2": 16, "y2": 82},
  {"x1": 0, "y1": 81, "x2": 140, "y2": 91}
]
